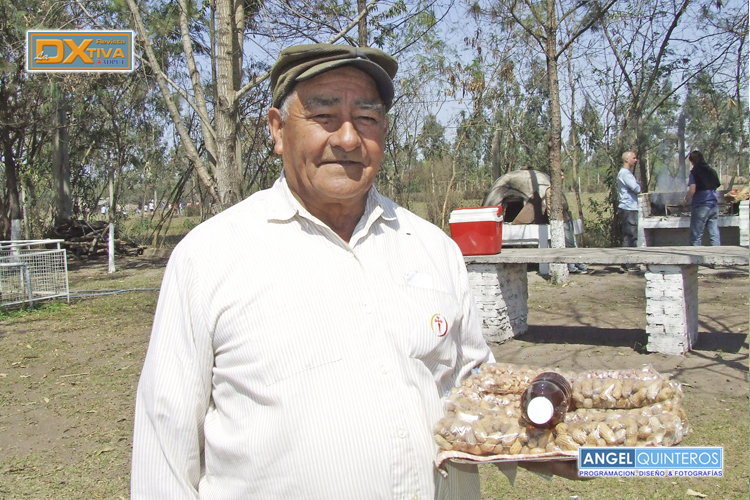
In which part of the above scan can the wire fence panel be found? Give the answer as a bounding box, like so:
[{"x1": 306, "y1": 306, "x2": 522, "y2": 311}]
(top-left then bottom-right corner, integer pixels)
[{"x1": 0, "y1": 240, "x2": 70, "y2": 307}]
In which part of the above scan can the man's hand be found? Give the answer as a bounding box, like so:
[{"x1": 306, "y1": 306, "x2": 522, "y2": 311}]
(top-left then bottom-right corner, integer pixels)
[{"x1": 519, "y1": 459, "x2": 591, "y2": 481}]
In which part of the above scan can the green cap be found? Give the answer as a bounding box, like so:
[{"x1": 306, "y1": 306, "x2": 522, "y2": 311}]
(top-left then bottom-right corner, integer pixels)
[{"x1": 270, "y1": 43, "x2": 398, "y2": 110}]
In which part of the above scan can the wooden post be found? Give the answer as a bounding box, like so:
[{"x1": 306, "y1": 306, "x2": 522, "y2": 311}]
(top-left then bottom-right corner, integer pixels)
[{"x1": 108, "y1": 167, "x2": 116, "y2": 274}]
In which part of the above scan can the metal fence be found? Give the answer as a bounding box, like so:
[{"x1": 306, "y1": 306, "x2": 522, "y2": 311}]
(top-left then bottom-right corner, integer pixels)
[{"x1": 0, "y1": 240, "x2": 70, "y2": 307}]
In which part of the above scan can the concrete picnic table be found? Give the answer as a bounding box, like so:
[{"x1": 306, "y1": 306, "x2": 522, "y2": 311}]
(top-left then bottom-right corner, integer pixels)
[{"x1": 464, "y1": 246, "x2": 749, "y2": 355}]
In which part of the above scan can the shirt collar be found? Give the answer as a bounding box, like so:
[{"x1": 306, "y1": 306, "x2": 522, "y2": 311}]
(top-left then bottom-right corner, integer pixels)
[{"x1": 265, "y1": 171, "x2": 397, "y2": 227}]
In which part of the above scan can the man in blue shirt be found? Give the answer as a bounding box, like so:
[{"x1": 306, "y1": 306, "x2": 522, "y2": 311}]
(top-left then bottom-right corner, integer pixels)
[{"x1": 617, "y1": 151, "x2": 641, "y2": 271}]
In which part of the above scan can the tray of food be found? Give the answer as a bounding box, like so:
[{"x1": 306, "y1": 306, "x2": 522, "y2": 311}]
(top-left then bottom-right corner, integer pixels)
[{"x1": 434, "y1": 363, "x2": 688, "y2": 467}]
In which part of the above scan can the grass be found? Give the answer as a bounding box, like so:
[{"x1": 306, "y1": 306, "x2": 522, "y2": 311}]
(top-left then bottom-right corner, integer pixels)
[
  {"x1": 2, "y1": 188, "x2": 746, "y2": 499},
  {"x1": 0, "y1": 301, "x2": 68, "y2": 322},
  {"x1": 2, "y1": 261, "x2": 747, "y2": 499},
  {"x1": 0, "y1": 262, "x2": 161, "y2": 500},
  {"x1": 98, "y1": 213, "x2": 203, "y2": 249}
]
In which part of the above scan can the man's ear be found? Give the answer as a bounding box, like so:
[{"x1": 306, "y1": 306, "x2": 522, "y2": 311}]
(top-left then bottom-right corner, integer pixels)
[{"x1": 268, "y1": 108, "x2": 283, "y2": 155}]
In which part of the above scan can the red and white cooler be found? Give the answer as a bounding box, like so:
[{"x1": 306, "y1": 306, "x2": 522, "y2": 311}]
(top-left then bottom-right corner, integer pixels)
[{"x1": 448, "y1": 206, "x2": 503, "y2": 256}]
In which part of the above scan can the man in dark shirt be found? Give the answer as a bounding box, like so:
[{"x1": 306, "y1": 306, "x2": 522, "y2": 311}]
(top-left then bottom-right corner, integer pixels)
[{"x1": 684, "y1": 150, "x2": 721, "y2": 246}]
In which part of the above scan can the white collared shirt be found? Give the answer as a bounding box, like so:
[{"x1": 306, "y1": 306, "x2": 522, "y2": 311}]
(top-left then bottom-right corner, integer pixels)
[{"x1": 131, "y1": 175, "x2": 493, "y2": 499}]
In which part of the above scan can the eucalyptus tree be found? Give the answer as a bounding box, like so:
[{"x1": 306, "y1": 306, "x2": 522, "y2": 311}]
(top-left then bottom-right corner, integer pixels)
[
  {"x1": 82, "y1": 0, "x2": 443, "y2": 213},
  {"x1": 682, "y1": 71, "x2": 748, "y2": 177},
  {"x1": 418, "y1": 114, "x2": 449, "y2": 163},
  {"x1": 513, "y1": 59, "x2": 550, "y2": 172},
  {"x1": 484, "y1": 0, "x2": 616, "y2": 283},
  {"x1": 419, "y1": 27, "x2": 500, "y2": 228},
  {"x1": 475, "y1": 39, "x2": 549, "y2": 181},
  {"x1": 1, "y1": 1, "x2": 40, "y2": 239},
  {"x1": 408, "y1": 6, "x2": 543, "y2": 222},
  {"x1": 597, "y1": 0, "x2": 746, "y2": 189},
  {"x1": 680, "y1": 3, "x2": 748, "y2": 175},
  {"x1": 348, "y1": 0, "x2": 465, "y2": 209},
  {"x1": 380, "y1": 97, "x2": 423, "y2": 208},
  {"x1": 369, "y1": 0, "x2": 466, "y2": 216},
  {"x1": 0, "y1": 0, "x2": 82, "y2": 240},
  {"x1": 562, "y1": 48, "x2": 584, "y2": 224},
  {"x1": 410, "y1": 114, "x2": 449, "y2": 211},
  {"x1": 484, "y1": 57, "x2": 552, "y2": 180}
]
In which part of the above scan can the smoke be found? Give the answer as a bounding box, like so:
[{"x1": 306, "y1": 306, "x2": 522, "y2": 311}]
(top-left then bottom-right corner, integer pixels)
[
  {"x1": 655, "y1": 170, "x2": 687, "y2": 193},
  {"x1": 650, "y1": 170, "x2": 689, "y2": 215}
]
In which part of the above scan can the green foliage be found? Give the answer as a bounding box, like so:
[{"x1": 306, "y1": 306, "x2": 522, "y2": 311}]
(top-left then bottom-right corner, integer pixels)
[
  {"x1": 582, "y1": 195, "x2": 614, "y2": 248},
  {"x1": 418, "y1": 114, "x2": 449, "y2": 161},
  {"x1": 0, "y1": 0, "x2": 746, "y2": 250},
  {"x1": 683, "y1": 71, "x2": 748, "y2": 171},
  {"x1": 181, "y1": 217, "x2": 198, "y2": 232}
]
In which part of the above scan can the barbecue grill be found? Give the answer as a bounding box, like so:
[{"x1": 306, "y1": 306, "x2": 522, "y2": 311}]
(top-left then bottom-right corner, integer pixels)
[
  {"x1": 647, "y1": 191, "x2": 737, "y2": 217},
  {"x1": 637, "y1": 191, "x2": 748, "y2": 246}
]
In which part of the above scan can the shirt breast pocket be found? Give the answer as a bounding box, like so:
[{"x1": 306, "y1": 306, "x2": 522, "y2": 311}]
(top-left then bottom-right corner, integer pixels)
[{"x1": 388, "y1": 281, "x2": 461, "y2": 362}]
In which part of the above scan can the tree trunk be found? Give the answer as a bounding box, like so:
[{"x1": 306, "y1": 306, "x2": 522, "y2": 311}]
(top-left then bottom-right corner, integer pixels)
[
  {"x1": 677, "y1": 111, "x2": 686, "y2": 183},
  {"x1": 545, "y1": 0, "x2": 567, "y2": 283},
  {"x1": 357, "y1": 0, "x2": 368, "y2": 46},
  {"x1": 2, "y1": 129, "x2": 22, "y2": 241},
  {"x1": 491, "y1": 129, "x2": 502, "y2": 181},
  {"x1": 233, "y1": 0, "x2": 245, "y2": 194},
  {"x1": 736, "y1": 38, "x2": 747, "y2": 176},
  {"x1": 178, "y1": 0, "x2": 218, "y2": 168},
  {"x1": 210, "y1": 0, "x2": 218, "y2": 107},
  {"x1": 52, "y1": 100, "x2": 72, "y2": 225},
  {"x1": 214, "y1": 0, "x2": 243, "y2": 208},
  {"x1": 567, "y1": 51, "x2": 584, "y2": 232},
  {"x1": 636, "y1": 117, "x2": 648, "y2": 192},
  {"x1": 125, "y1": 0, "x2": 221, "y2": 206},
  {"x1": 441, "y1": 134, "x2": 465, "y2": 230},
  {"x1": 21, "y1": 185, "x2": 30, "y2": 240}
]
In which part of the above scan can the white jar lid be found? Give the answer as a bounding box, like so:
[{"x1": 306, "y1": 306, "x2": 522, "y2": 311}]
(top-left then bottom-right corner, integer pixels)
[{"x1": 527, "y1": 397, "x2": 554, "y2": 425}]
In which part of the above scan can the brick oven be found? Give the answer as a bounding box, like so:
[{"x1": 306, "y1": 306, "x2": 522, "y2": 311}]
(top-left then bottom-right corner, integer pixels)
[{"x1": 637, "y1": 191, "x2": 749, "y2": 247}]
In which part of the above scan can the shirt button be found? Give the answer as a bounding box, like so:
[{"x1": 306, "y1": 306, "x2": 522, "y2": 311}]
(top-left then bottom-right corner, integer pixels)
[
  {"x1": 380, "y1": 366, "x2": 388, "y2": 375},
  {"x1": 398, "y1": 429, "x2": 407, "y2": 438},
  {"x1": 363, "y1": 304, "x2": 372, "y2": 314}
]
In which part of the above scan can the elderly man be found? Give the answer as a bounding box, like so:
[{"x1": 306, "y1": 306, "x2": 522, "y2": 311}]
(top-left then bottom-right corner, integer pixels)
[{"x1": 131, "y1": 44, "x2": 575, "y2": 499}]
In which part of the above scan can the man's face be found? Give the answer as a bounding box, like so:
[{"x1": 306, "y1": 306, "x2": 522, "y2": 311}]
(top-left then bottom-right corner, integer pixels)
[
  {"x1": 627, "y1": 152, "x2": 638, "y2": 168},
  {"x1": 268, "y1": 66, "x2": 388, "y2": 211}
]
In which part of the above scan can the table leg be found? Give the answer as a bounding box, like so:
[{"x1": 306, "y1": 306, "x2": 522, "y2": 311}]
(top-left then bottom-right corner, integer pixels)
[
  {"x1": 644, "y1": 264, "x2": 699, "y2": 355},
  {"x1": 467, "y1": 263, "x2": 529, "y2": 343}
]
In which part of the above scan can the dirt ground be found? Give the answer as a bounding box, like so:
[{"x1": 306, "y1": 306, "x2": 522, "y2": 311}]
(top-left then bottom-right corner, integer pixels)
[
  {"x1": 0, "y1": 256, "x2": 747, "y2": 499},
  {"x1": 486, "y1": 264, "x2": 749, "y2": 498}
]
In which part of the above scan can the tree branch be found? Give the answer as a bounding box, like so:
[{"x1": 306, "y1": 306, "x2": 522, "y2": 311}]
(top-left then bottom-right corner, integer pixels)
[
  {"x1": 508, "y1": 0, "x2": 546, "y2": 53},
  {"x1": 177, "y1": 0, "x2": 218, "y2": 160},
  {"x1": 639, "y1": 0, "x2": 691, "y2": 114},
  {"x1": 235, "y1": 0, "x2": 379, "y2": 100},
  {"x1": 556, "y1": 0, "x2": 618, "y2": 58},
  {"x1": 124, "y1": 0, "x2": 219, "y2": 203},
  {"x1": 73, "y1": 0, "x2": 216, "y2": 142}
]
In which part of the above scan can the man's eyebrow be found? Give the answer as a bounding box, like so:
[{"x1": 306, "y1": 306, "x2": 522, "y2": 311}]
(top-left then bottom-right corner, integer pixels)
[
  {"x1": 305, "y1": 96, "x2": 340, "y2": 108},
  {"x1": 355, "y1": 99, "x2": 385, "y2": 112}
]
